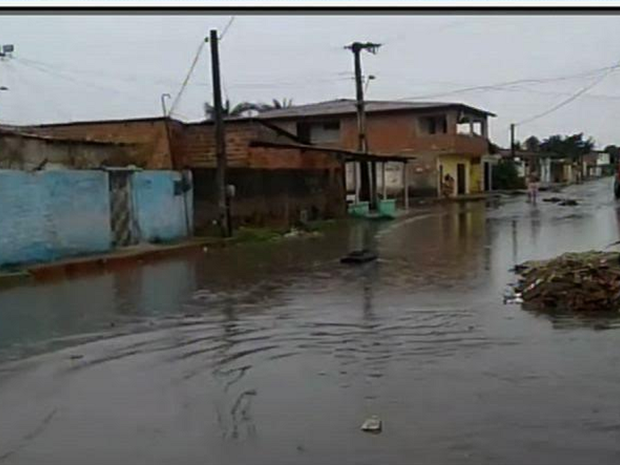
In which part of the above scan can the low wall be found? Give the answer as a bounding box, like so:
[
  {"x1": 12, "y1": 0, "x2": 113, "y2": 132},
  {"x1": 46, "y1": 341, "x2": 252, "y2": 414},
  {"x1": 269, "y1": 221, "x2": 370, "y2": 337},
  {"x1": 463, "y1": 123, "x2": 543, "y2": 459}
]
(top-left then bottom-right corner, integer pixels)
[
  {"x1": 0, "y1": 169, "x2": 193, "y2": 268},
  {"x1": 132, "y1": 171, "x2": 193, "y2": 243},
  {"x1": 0, "y1": 170, "x2": 111, "y2": 266}
]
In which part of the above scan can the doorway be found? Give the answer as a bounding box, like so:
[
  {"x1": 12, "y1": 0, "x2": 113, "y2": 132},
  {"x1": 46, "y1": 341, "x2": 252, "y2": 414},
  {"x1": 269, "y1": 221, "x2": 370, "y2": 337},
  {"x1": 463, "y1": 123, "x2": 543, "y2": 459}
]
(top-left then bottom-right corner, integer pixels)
[
  {"x1": 457, "y1": 163, "x2": 466, "y2": 195},
  {"x1": 483, "y1": 162, "x2": 491, "y2": 191},
  {"x1": 109, "y1": 170, "x2": 138, "y2": 247}
]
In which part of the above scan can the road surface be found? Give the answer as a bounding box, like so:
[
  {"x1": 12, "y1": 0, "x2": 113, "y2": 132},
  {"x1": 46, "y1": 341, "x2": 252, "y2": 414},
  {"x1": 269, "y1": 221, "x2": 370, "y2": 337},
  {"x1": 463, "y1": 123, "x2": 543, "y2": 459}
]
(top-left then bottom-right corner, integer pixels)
[{"x1": 1, "y1": 178, "x2": 620, "y2": 465}]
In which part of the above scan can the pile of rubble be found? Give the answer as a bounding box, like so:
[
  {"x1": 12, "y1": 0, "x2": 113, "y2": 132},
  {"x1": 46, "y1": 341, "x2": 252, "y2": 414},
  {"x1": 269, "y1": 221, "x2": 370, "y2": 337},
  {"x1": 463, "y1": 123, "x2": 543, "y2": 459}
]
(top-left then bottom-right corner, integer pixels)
[{"x1": 512, "y1": 251, "x2": 620, "y2": 312}]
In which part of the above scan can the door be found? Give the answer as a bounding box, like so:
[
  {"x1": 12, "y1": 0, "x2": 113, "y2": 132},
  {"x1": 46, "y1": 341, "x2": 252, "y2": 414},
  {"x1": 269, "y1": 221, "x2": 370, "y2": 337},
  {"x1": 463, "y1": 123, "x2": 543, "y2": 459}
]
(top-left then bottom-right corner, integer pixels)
[
  {"x1": 109, "y1": 171, "x2": 137, "y2": 247},
  {"x1": 457, "y1": 163, "x2": 466, "y2": 195},
  {"x1": 483, "y1": 162, "x2": 491, "y2": 191}
]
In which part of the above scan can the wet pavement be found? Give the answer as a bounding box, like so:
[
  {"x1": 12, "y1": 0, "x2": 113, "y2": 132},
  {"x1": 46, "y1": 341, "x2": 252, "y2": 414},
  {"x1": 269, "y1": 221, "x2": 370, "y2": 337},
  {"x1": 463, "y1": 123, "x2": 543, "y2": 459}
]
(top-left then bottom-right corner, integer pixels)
[{"x1": 1, "y1": 178, "x2": 620, "y2": 464}]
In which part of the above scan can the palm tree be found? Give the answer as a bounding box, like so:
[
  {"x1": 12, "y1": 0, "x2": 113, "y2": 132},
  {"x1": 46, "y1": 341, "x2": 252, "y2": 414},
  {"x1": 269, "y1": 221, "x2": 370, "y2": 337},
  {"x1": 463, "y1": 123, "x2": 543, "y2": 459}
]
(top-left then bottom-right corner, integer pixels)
[
  {"x1": 203, "y1": 100, "x2": 260, "y2": 120},
  {"x1": 254, "y1": 98, "x2": 295, "y2": 113}
]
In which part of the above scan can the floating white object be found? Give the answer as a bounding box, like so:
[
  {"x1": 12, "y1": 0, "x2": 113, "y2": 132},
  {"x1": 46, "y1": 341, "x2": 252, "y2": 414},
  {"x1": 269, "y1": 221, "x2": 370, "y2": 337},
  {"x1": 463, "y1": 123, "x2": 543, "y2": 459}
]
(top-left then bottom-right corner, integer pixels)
[{"x1": 361, "y1": 415, "x2": 382, "y2": 433}]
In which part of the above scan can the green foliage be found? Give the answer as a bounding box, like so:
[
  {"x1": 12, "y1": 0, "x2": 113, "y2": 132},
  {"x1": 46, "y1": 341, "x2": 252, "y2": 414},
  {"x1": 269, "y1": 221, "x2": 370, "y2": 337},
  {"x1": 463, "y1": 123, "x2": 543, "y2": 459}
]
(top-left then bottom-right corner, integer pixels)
[
  {"x1": 524, "y1": 135, "x2": 541, "y2": 152},
  {"x1": 540, "y1": 133, "x2": 595, "y2": 159},
  {"x1": 493, "y1": 160, "x2": 524, "y2": 190}
]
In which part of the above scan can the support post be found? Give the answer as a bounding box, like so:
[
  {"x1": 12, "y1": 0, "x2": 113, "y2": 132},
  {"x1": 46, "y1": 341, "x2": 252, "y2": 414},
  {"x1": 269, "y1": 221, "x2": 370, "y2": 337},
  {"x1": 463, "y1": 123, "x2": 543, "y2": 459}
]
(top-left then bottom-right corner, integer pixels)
[
  {"x1": 353, "y1": 162, "x2": 359, "y2": 203},
  {"x1": 382, "y1": 162, "x2": 387, "y2": 199},
  {"x1": 510, "y1": 123, "x2": 516, "y2": 159},
  {"x1": 209, "y1": 29, "x2": 231, "y2": 238},
  {"x1": 403, "y1": 162, "x2": 409, "y2": 209}
]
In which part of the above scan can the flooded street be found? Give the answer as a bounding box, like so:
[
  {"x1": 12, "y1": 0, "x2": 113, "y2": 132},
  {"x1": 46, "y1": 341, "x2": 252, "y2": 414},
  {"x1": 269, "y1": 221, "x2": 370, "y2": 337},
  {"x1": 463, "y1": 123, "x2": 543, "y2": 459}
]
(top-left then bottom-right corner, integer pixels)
[{"x1": 2, "y1": 178, "x2": 620, "y2": 464}]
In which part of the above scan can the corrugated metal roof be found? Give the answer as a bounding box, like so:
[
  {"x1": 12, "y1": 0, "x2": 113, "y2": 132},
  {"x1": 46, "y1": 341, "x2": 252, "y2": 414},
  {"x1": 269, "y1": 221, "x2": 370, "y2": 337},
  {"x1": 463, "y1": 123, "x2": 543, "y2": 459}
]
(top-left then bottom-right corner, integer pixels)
[{"x1": 256, "y1": 99, "x2": 496, "y2": 120}]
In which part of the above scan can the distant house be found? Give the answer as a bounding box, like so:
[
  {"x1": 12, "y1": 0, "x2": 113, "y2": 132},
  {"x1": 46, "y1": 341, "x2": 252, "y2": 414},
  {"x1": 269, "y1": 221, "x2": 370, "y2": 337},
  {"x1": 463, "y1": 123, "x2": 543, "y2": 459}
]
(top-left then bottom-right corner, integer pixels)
[
  {"x1": 583, "y1": 150, "x2": 612, "y2": 178},
  {"x1": 256, "y1": 99, "x2": 497, "y2": 198}
]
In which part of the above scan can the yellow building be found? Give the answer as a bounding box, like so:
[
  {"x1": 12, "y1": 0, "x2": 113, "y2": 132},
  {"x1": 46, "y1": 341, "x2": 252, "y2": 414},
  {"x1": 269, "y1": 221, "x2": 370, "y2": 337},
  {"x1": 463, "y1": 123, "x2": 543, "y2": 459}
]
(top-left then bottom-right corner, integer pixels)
[{"x1": 437, "y1": 154, "x2": 486, "y2": 196}]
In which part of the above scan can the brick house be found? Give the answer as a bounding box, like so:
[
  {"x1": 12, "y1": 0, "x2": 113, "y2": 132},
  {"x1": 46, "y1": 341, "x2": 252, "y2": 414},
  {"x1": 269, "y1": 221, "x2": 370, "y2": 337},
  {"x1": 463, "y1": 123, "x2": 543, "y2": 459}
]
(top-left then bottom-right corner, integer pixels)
[
  {"x1": 22, "y1": 116, "x2": 358, "y2": 232},
  {"x1": 257, "y1": 99, "x2": 496, "y2": 198}
]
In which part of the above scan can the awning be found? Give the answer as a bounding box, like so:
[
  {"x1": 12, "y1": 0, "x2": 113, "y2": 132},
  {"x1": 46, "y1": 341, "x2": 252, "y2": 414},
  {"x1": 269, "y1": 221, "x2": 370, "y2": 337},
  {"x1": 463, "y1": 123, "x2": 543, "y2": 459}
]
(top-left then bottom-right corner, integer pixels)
[{"x1": 249, "y1": 139, "x2": 415, "y2": 163}]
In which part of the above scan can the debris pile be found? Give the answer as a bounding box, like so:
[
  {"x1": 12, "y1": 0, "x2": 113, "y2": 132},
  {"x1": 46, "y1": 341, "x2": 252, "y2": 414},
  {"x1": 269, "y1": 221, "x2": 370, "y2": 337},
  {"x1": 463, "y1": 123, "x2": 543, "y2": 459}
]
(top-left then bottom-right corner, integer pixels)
[
  {"x1": 512, "y1": 251, "x2": 620, "y2": 312},
  {"x1": 542, "y1": 197, "x2": 579, "y2": 206}
]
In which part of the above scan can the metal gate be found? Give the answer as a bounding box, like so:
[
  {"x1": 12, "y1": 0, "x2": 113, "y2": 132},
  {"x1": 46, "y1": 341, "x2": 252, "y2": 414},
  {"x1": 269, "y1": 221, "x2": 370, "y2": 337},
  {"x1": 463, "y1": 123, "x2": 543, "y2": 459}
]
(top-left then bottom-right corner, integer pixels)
[{"x1": 109, "y1": 170, "x2": 137, "y2": 247}]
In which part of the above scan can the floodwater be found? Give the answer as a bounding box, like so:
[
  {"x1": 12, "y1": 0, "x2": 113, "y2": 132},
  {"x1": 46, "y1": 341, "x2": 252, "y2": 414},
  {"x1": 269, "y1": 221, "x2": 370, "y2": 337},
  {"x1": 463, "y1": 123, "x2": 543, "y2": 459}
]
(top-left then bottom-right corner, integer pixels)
[{"x1": 1, "y1": 178, "x2": 620, "y2": 465}]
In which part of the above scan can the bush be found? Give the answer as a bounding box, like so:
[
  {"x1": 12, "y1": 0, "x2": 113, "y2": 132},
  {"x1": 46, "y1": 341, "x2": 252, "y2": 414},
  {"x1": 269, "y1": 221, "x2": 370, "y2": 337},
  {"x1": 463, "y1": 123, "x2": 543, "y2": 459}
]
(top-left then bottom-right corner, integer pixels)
[{"x1": 493, "y1": 160, "x2": 525, "y2": 190}]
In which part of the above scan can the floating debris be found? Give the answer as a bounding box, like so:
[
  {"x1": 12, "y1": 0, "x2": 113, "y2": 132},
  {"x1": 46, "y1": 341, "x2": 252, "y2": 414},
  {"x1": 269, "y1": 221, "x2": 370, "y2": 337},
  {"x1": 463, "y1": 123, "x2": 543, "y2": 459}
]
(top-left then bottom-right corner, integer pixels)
[
  {"x1": 341, "y1": 249, "x2": 378, "y2": 264},
  {"x1": 511, "y1": 251, "x2": 620, "y2": 312},
  {"x1": 559, "y1": 199, "x2": 579, "y2": 206},
  {"x1": 361, "y1": 415, "x2": 382, "y2": 433}
]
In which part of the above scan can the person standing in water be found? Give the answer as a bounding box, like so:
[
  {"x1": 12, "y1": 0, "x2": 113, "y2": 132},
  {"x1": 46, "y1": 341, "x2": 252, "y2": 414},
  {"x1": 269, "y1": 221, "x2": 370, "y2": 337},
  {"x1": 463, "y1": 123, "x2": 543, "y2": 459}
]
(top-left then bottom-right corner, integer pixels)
[{"x1": 527, "y1": 171, "x2": 540, "y2": 205}]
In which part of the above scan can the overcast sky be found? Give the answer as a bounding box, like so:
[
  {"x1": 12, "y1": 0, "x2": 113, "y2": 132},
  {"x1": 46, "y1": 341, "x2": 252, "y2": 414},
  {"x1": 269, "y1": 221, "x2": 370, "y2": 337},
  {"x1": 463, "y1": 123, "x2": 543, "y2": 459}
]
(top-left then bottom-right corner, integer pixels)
[{"x1": 1, "y1": 14, "x2": 620, "y2": 147}]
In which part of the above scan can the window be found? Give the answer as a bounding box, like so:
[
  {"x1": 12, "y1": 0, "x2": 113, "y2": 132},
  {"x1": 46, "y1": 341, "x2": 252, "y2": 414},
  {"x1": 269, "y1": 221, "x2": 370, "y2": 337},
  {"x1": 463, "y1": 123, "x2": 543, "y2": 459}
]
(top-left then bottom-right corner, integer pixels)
[
  {"x1": 421, "y1": 115, "x2": 447, "y2": 135},
  {"x1": 296, "y1": 120, "x2": 341, "y2": 143},
  {"x1": 296, "y1": 123, "x2": 311, "y2": 144}
]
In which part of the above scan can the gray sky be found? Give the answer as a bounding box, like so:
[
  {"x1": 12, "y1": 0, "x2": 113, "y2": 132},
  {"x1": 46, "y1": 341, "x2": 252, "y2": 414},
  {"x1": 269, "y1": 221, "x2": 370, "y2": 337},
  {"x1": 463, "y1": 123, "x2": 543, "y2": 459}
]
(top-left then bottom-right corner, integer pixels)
[{"x1": 1, "y1": 14, "x2": 620, "y2": 147}]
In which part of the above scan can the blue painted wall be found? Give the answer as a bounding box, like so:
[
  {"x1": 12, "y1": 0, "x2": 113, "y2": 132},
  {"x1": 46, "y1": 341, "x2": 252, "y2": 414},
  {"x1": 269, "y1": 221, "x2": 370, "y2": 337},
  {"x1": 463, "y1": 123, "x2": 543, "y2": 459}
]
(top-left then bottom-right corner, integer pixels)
[
  {"x1": 132, "y1": 171, "x2": 193, "y2": 244},
  {"x1": 0, "y1": 170, "x2": 111, "y2": 267}
]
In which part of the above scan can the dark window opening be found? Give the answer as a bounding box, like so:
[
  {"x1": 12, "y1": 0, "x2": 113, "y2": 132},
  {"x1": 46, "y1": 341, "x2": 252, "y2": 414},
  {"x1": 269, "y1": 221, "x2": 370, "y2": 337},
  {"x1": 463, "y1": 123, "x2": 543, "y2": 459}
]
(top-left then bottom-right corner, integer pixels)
[
  {"x1": 421, "y1": 115, "x2": 447, "y2": 135},
  {"x1": 296, "y1": 123, "x2": 311, "y2": 144}
]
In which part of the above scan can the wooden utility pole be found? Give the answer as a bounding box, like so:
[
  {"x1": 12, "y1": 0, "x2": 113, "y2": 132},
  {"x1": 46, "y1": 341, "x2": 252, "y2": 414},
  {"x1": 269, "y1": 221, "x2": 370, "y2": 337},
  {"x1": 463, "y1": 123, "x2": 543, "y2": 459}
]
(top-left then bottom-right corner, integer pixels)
[
  {"x1": 510, "y1": 123, "x2": 516, "y2": 159},
  {"x1": 346, "y1": 41, "x2": 381, "y2": 209},
  {"x1": 209, "y1": 29, "x2": 231, "y2": 237}
]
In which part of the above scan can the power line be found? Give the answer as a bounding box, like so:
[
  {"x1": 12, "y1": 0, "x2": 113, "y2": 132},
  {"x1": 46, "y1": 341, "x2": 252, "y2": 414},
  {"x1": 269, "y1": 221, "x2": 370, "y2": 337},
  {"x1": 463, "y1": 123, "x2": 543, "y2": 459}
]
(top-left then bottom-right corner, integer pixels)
[
  {"x1": 516, "y1": 66, "x2": 618, "y2": 126},
  {"x1": 220, "y1": 16, "x2": 236, "y2": 41},
  {"x1": 397, "y1": 64, "x2": 620, "y2": 101},
  {"x1": 168, "y1": 39, "x2": 207, "y2": 116}
]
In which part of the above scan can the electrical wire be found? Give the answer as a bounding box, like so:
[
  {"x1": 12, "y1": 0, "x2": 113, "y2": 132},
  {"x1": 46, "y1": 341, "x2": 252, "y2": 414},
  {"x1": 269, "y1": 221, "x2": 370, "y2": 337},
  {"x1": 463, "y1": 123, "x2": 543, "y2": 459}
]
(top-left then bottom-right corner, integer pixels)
[
  {"x1": 220, "y1": 16, "x2": 236, "y2": 41},
  {"x1": 168, "y1": 39, "x2": 207, "y2": 116},
  {"x1": 516, "y1": 66, "x2": 618, "y2": 126},
  {"x1": 7, "y1": 59, "x2": 73, "y2": 122},
  {"x1": 397, "y1": 63, "x2": 620, "y2": 101}
]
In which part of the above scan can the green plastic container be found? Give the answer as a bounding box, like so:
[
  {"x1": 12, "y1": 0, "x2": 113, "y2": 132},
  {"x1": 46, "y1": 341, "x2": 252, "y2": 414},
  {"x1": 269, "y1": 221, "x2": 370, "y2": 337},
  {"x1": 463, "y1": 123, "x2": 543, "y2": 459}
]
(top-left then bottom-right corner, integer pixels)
[
  {"x1": 348, "y1": 202, "x2": 370, "y2": 217},
  {"x1": 378, "y1": 199, "x2": 397, "y2": 218}
]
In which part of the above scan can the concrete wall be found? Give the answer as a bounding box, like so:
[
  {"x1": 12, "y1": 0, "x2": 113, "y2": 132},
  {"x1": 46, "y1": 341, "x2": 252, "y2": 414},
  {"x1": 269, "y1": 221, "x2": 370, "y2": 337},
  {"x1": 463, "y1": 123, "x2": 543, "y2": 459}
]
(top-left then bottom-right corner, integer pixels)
[
  {"x1": 0, "y1": 132, "x2": 137, "y2": 170},
  {"x1": 0, "y1": 169, "x2": 193, "y2": 268},
  {"x1": 0, "y1": 170, "x2": 111, "y2": 267},
  {"x1": 132, "y1": 171, "x2": 193, "y2": 243},
  {"x1": 25, "y1": 119, "x2": 178, "y2": 170}
]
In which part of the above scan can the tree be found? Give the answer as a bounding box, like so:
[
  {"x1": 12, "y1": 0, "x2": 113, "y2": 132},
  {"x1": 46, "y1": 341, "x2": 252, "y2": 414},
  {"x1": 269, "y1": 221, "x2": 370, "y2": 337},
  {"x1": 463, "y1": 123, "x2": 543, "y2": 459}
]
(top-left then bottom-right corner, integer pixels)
[
  {"x1": 539, "y1": 133, "x2": 595, "y2": 159},
  {"x1": 203, "y1": 100, "x2": 260, "y2": 120},
  {"x1": 255, "y1": 98, "x2": 294, "y2": 113},
  {"x1": 493, "y1": 159, "x2": 524, "y2": 190},
  {"x1": 524, "y1": 135, "x2": 541, "y2": 152}
]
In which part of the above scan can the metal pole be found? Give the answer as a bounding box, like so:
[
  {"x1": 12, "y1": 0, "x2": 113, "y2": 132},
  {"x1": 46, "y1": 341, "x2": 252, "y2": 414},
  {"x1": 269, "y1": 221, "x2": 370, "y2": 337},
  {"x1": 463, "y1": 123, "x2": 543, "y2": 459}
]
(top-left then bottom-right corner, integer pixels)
[
  {"x1": 403, "y1": 162, "x2": 409, "y2": 210},
  {"x1": 510, "y1": 123, "x2": 516, "y2": 159},
  {"x1": 209, "y1": 29, "x2": 230, "y2": 238},
  {"x1": 382, "y1": 162, "x2": 387, "y2": 199},
  {"x1": 353, "y1": 162, "x2": 359, "y2": 204}
]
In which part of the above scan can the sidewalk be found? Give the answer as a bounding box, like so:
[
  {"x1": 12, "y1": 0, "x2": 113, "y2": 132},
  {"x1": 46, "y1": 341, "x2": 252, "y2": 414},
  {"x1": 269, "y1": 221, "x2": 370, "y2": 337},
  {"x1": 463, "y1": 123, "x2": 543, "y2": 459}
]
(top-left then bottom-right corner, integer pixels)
[{"x1": 0, "y1": 237, "x2": 223, "y2": 285}]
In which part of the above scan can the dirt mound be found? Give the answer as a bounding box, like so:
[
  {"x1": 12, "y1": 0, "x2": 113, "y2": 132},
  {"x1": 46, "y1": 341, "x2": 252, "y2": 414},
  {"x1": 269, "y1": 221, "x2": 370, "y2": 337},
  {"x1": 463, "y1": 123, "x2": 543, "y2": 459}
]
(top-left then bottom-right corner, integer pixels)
[{"x1": 512, "y1": 251, "x2": 620, "y2": 312}]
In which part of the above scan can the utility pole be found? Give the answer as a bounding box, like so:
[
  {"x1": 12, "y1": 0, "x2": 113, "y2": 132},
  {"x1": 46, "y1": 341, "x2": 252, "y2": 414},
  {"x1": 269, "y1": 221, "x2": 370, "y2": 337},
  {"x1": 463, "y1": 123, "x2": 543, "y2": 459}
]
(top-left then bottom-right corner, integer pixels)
[
  {"x1": 208, "y1": 29, "x2": 231, "y2": 238},
  {"x1": 510, "y1": 123, "x2": 516, "y2": 159},
  {"x1": 345, "y1": 41, "x2": 381, "y2": 210}
]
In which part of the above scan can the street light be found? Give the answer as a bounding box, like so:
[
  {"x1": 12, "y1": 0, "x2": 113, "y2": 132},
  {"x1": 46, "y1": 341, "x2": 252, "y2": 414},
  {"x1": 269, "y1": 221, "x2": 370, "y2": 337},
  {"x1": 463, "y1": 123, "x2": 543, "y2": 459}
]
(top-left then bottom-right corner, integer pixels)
[
  {"x1": 364, "y1": 75, "x2": 376, "y2": 95},
  {"x1": 161, "y1": 93, "x2": 171, "y2": 118}
]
